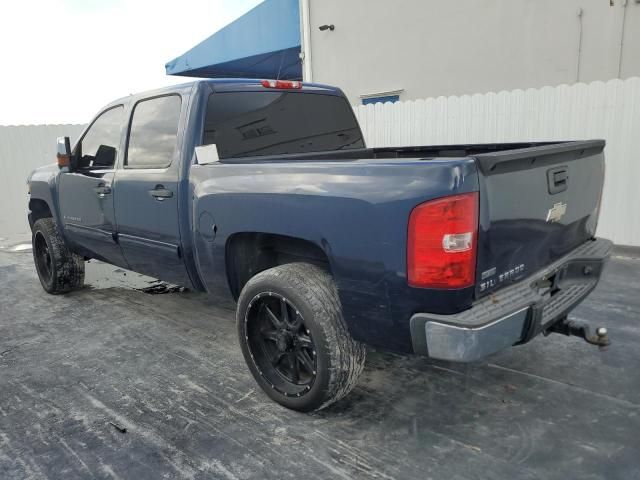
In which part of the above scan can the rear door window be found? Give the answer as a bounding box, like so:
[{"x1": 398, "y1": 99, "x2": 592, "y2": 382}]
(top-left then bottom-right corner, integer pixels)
[
  {"x1": 126, "y1": 95, "x2": 181, "y2": 169},
  {"x1": 203, "y1": 92, "x2": 364, "y2": 159}
]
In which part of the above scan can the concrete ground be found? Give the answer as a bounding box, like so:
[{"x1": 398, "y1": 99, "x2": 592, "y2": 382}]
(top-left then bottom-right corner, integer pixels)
[{"x1": 1, "y1": 236, "x2": 639, "y2": 480}]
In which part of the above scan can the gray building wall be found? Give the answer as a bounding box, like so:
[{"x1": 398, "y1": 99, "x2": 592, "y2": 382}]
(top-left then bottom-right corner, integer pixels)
[
  {"x1": 304, "y1": 0, "x2": 640, "y2": 104},
  {"x1": 0, "y1": 125, "x2": 85, "y2": 236}
]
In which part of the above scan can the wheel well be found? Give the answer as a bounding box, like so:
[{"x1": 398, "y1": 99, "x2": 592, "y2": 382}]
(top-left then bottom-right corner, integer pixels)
[
  {"x1": 225, "y1": 233, "x2": 331, "y2": 299},
  {"x1": 29, "y1": 199, "x2": 53, "y2": 226}
]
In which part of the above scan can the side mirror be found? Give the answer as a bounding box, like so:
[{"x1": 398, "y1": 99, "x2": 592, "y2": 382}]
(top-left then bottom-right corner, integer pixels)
[{"x1": 56, "y1": 136, "x2": 71, "y2": 169}]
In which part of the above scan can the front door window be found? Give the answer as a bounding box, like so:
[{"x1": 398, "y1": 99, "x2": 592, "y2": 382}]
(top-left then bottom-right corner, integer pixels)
[{"x1": 74, "y1": 105, "x2": 124, "y2": 170}]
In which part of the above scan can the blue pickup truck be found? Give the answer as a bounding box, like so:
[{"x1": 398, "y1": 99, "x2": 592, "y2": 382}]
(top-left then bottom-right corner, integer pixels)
[{"x1": 27, "y1": 79, "x2": 612, "y2": 411}]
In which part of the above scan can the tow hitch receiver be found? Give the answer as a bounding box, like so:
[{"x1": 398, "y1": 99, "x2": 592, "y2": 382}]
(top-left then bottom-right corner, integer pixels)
[{"x1": 546, "y1": 317, "x2": 611, "y2": 349}]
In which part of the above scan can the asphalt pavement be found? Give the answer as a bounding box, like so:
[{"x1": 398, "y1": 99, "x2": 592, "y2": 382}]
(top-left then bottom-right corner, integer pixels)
[{"x1": 1, "y1": 236, "x2": 639, "y2": 480}]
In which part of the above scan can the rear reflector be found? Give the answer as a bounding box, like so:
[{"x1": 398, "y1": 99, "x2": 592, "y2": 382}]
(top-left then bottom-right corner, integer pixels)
[
  {"x1": 407, "y1": 192, "x2": 479, "y2": 289},
  {"x1": 260, "y1": 79, "x2": 302, "y2": 89}
]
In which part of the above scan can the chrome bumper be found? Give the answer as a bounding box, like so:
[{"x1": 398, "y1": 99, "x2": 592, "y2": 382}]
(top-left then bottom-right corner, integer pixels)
[{"x1": 409, "y1": 238, "x2": 612, "y2": 362}]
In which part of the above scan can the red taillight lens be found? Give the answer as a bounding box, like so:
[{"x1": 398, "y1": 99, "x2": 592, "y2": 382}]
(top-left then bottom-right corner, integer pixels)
[
  {"x1": 260, "y1": 79, "x2": 302, "y2": 89},
  {"x1": 407, "y1": 192, "x2": 479, "y2": 289}
]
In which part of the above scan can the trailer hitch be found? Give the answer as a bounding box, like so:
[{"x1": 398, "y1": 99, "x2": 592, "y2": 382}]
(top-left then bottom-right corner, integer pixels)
[{"x1": 546, "y1": 317, "x2": 610, "y2": 349}]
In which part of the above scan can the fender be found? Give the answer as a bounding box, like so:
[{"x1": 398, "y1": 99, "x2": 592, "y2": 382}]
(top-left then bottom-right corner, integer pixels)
[{"x1": 28, "y1": 164, "x2": 64, "y2": 234}]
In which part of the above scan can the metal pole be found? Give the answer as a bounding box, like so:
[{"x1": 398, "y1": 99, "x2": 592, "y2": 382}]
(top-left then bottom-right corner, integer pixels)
[{"x1": 299, "y1": 0, "x2": 313, "y2": 82}]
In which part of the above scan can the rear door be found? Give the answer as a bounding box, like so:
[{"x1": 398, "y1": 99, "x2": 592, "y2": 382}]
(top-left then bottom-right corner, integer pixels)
[
  {"x1": 113, "y1": 94, "x2": 192, "y2": 287},
  {"x1": 474, "y1": 141, "x2": 605, "y2": 297},
  {"x1": 58, "y1": 105, "x2": 128, "y2": 267}
]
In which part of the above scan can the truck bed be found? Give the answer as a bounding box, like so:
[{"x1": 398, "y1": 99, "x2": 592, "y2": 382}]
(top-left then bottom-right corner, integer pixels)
[
  {"x1": 193, "y1": 137, "x2": 606, "y2": 349},
  {"x1": 216, "y1": 140, "x2": 605, "y2": 168}
]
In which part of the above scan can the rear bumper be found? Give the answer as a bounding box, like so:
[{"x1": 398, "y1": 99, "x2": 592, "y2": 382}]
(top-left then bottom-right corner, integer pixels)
[{"x1": 409, "y1": 238, "x2": 613, "y2": 362}]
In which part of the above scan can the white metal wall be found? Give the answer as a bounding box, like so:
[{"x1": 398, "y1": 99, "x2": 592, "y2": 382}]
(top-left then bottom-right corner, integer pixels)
[
  {"x1": 354, "y1": 78, "x2": 640, "y2": 247},
  {"x1": 0, "y1": 124, "x2": 85, "y2": 236},
  {"x1": 307, "y1": 0, "x2": 640, "y2": 104}
]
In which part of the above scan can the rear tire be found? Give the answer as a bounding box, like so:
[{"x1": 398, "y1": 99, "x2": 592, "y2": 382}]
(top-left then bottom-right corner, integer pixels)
[
  {"x1": 236, "y1": 263, "x2": 366, "y2": 412},
  {"x1": 32, "y1": 218, "x2": 85, "y2": 294}
]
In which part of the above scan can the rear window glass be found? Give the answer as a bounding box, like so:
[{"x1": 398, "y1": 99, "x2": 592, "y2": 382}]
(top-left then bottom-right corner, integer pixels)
[{"x1": 203, "y1": 91, "x2": 364, "y2": 159}]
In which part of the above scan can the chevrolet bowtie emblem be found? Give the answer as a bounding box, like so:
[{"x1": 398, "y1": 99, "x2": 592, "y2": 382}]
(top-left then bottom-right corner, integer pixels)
[{"x1": 546, "y1": 202, "x2": 567, "y2": 223}]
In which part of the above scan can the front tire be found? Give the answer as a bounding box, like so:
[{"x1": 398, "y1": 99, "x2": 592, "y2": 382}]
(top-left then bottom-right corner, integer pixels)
[
  {"x1": 237, "y1": 263, "x2": 366, "y2": 412},
  {"x1": 32, "y1": 218, "x2": 85, "y2": 294}
]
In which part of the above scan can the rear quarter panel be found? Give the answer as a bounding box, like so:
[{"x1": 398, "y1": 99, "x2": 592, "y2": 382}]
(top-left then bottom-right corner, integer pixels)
[{"x1": 190, "y1": 158, "x2": 479, "y2": 352}]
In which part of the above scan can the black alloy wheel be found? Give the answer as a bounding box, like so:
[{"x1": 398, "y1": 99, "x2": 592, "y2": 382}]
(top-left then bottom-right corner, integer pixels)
[
  {"x1": 245, "y1": 292, "x2": 317, "y2": 397},
  {"x1": 237, "y1": 262, "x2": 366, "y2": 411},
  {"x1": 33, "y1": 231, "x2": 53, "y2": 283}
]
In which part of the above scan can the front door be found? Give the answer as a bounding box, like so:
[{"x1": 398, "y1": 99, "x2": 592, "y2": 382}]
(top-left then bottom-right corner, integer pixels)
[
  {"x1": 58, "y1": 105, "x2": 128, "y2": 267},
  {"x1": 113, "y1": 94, "x2": 192, "y2": 287}
]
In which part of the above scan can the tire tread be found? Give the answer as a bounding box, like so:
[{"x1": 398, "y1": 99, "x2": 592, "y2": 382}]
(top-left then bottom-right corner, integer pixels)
[{"x1": 33, "y1": 218, "x2": 84, "y2": 294}]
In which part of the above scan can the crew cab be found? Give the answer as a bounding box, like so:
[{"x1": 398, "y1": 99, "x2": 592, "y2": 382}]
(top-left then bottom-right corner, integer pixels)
[{"x1": 27, "y1": 79, "x2": 611, "y2": 411}]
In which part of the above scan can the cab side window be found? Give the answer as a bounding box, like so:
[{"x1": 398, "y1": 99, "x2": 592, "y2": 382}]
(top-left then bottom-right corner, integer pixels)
[
  {"x1": 126, "y1": 95, "x2": 181, "y2": 169},
  {"x1": 74, "y1": 105, "x2": 124, "y2": 169}
]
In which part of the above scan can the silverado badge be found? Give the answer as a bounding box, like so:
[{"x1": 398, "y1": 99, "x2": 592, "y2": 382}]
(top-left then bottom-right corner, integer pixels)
[{"x1": 546, "y1": 202, "x2": 567, "y2": 223}]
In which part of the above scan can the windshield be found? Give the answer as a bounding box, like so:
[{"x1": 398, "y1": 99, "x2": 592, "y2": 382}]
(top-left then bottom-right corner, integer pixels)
[{"x1": 202, "y1": 91, "x2": 364, "y2": 159}]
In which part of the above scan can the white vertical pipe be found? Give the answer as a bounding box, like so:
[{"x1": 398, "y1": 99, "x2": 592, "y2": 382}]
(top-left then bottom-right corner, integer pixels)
[{"x1": 299, "y1": 0, "x2": 313, "y2": 82}]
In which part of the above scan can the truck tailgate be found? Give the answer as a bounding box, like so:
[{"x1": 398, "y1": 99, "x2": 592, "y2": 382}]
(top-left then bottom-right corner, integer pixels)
[{"x1": 474, "y1": 140, "x2": 605, "y2": 297}]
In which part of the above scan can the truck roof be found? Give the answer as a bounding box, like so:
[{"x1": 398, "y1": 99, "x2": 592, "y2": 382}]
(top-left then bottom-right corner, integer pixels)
[{"x1": 104, "y1": 78, "x2": 344, "y2": 110}]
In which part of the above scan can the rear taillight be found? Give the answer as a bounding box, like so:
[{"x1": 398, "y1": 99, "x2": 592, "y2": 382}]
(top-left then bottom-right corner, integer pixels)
[
  {"x1": 407, "y1": 192, "x2": 479, "y2": 289},
  {"x1": 260, "y1": 79, "x2": 302, "y2": 89}
]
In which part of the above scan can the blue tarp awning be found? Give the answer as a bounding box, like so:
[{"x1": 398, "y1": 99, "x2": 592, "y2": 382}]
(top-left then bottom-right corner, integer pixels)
[{"x1": 165, "y1": 0, "x2": 301, "y2": 80}]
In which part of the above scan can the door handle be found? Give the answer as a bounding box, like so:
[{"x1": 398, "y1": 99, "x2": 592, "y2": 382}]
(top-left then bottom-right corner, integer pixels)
[
  {"x1": 149, "y1": 185, "x2": 173, "y2": 201},
  {"x1": 94, "y1": 184, "x2": 112, "y2": 198}
]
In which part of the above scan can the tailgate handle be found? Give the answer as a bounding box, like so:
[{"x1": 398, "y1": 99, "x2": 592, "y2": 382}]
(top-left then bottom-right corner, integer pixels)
[
  {"x1": 547, "y1": 166, "x2": 568, "y2": 194},
  {"x1": 554, "y1": 171, "x2": 567, "y2": 185}
]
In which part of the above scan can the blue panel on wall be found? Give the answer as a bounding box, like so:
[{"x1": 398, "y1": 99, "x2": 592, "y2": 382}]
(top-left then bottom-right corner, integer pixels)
[
  {"x1": 165, "y1": 0, "x2": 301, "y2": 80},
  {"x1": 362, "y1": 95, "x2": 400, "y2": 105}
]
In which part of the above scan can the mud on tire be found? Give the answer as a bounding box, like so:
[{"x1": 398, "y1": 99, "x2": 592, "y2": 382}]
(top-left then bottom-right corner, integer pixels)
[
  {"x1": 237, "y1": 262, "x2": 366, "y2": 412},
  {"x1": 32, "y1": 218, "x2": 85, "y2": 294}
]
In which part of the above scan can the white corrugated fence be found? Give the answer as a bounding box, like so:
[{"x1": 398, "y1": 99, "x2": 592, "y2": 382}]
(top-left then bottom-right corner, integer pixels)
[
  {"x1": 0, "y1": 124, "x2": 85, "y2": 236},
  {"x1": 354, "y1": 77, "x2": 640, "y2": 247},
  {"x1": 1, "y1": 78, "x2": 639, "y2": 246}
]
